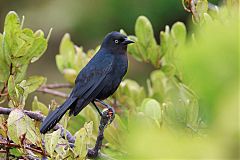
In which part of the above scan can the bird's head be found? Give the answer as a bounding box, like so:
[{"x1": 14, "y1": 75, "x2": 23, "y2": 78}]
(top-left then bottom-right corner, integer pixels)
[{"x1": 101, "y1": 31, "x2": 134, "y2": 52}]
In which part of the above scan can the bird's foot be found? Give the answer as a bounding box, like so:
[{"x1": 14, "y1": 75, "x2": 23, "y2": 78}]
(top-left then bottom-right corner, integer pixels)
[{"x1": 102, "y1": 107, "x2": 115, "y2": 125}]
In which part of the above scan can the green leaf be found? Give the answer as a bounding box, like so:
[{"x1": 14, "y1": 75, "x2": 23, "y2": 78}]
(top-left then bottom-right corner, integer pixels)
[
  {"x1": 14, "y1": 28, "x2": 34, "y2": 58},
  {"x1": 196, "y1": 0, "x2": 208, "y2": 20},
  {"x1": 127, "y1": 36, "x2": 143, "y2": 61},
  {"x1": 29, "y1": 37, "x2": 48, "y2": 63},
  {"x1": 8, "y1": 75, "x2": 18, "y2": 103},
  {"x1": 104, "y1": 122, "x2": 120, "y2": 148},
  {"x1": 9, "y1": 148, "x2": 22, "y2": 157},
  {"x1": 24, "y1": 76, "x2": 46, "y2": 93},
  {"x1": 15, "y1": 64, "x2": 28, "y2": 83},
  {"x1": 3, "y1": 11, "x2": 21, "y2": 64},
  {"x1": 160, "y1": 25, "x2": 172, "y2": 56},
  {"x1": 81, "y1": 106, "x2": 100, "y2": 134},
  {"x1": 150, "y1": 70, "x2": 167, "y2": 101},
  {"x1": 135, "y1": 40, "x2": 148, "y2": 61},
  {"x1": 141, "y1": 98, "x2": 161, "y2": 126},
  {"x1": 11, "y1": 34, "x2": 47, "y2": 64},
  {"x1": 135, "y1": 16, "x2": 159, "y2": 62},
  {"x1": 59, "y1": 33, "x2": 75, "y2": 68},
  {"x1": 147, "y1": 44, "x2": 161, "y2": 67},
  {"x1": 44, "y1": 129, "x2": 61, "y2": 156},
  {"x1": 7, "y1": 109, "x2": 40, "y2": 145},
  {"x1": 104, "y1": 114, "x2": 126, "y2": 151},
  {"x1": 0, "y1": 33, "x2": 10, "y2": 82},
  {"x1": 34, "y1": 29, "x2": 45, "y2": 38},
  {"x1": 171, "y1": 22, "x2": 187, "y2": 45},
  {"x1": 84, "y1": 121, "x2": 93, "y2": 145},
  {"x1": 135, "y1": 16, "x2": 155, "y2": 48},
  {"x1": 32, "y1": 96, "x2": 49, "y2": 115},
  {"x1": 161, "y1": 64, "x2": 176, "y2": 78},
  {"x1": 73, "y1": 127, "x2": 88, "y2": 158},
  {"x1": 9, "y1": 76, "x2": 46, "y2": 106},
  {"x1": 74, "y1": 47, "x2": 89, "y2": 71},
  {"x1": 0, "y1": 115, "x2": 7, "y2": 138},
  {"x1": 63, "y1": 68, "x2": 77, "y2": 84},
  {"x1": 55, "y1": 138, "x2": 70, "y2": 159},
  {"x1": 116, "y1": 79, "x2": 146, "y2": 109},
  {"x1": 56, "y1": 55, "x2": 65, "y2": 73},
  {"x1": 2, "y1": 11, "x2": 48, "y2": 86}
]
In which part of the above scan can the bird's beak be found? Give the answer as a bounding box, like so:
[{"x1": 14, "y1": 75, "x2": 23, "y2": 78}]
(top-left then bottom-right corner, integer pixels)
[{"x1": 122, "y1": 38, "x2": 134, "y2": 45}]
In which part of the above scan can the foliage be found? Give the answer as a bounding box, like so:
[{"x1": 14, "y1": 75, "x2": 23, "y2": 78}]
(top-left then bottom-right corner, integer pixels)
[
  {"x1": 56, "y1": 33, "x2": 99, "y2": 84},
  {"x1": 0, "y1": 1, "x2": 239, "y2": 159}
]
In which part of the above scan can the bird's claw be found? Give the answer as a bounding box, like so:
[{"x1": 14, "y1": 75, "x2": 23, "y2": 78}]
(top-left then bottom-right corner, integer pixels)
[{"x1": 102, "y1": 107, "x2": 115, "y2": 125}]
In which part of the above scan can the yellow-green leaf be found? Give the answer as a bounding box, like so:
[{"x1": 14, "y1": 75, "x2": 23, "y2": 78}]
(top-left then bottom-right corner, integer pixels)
[
  {"x1": 3, "y1": 11, "x2": 21, "y2": 63},
  {"x1": 8, "y1": 75, "x2": 18, "y2": 103},
  {"x1": 81, "y1": 107, "x2": 99, "y2": 134},
  {"x1": 59, "y1": 33, "x2": 75, "y2": 68},
  {"x1": 171, "y1": 22, "x2": 187, "y2": 45},
  {"x1": 135, "y1": 16, "x2": 154, "y2": 47},
  {"x1": 0, "y1": 33, "x2": 10, "y2": 82},
  {"x1": 7, "y1": 109, "x2": 40, "y2": 145},
  {"x1": 44, "y1": 129, "x2": 61, "y2": 156},
  {"x1": 73, "y1": 128, "x2": 88, "y2": 158},
  {"x1": 141, "y1": 98, "x2": 161, "y2": 125},
  {"x1": 116, "y1": 79, "x2": 146, "y2": 108},
  {"x1": 32, "y1": 96, "x2": 49, "y2": 115},
  {"x1": 196, "y1": 0, "x2": 208, "y2": 20},
  {"x1": 160, "y1": 25, "x2": 171, "y2": 56},
  {"x1": 63, "y1": 68, "x2": 77, "y2": 84},
  {"x1": 25, "y1": 76, "x2": 46, "y2": 93}
]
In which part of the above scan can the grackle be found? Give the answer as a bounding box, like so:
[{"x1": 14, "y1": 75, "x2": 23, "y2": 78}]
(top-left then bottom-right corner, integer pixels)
[{"x1": 40, "y1": 32, "x2": 134, "y2": 133}]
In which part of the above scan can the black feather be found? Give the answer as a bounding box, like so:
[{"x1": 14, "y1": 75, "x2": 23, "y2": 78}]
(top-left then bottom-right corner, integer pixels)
[{"x1": 40, "y1": 97, "x2": 77, "y2": 133}]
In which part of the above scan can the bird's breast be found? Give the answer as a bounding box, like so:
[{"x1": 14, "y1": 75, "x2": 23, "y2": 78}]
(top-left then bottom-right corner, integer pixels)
[{"x1": 96, "y1": 54, "x2": 128, "y2": 100}]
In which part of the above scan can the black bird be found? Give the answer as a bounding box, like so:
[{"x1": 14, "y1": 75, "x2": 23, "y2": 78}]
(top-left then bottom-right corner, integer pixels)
[{"x1": 40, "y1": 32, "x2": 134, "y2": 133}]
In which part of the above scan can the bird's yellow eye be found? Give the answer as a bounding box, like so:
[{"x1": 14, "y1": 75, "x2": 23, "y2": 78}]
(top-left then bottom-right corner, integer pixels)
[{"x1": 114, "y1": 40, "x2": 119, "y2": 44}]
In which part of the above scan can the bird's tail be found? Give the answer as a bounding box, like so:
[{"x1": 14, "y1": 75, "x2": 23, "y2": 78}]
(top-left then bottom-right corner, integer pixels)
[{"x1": 40, "y1": 97, "x2": 77, "y2": 134}]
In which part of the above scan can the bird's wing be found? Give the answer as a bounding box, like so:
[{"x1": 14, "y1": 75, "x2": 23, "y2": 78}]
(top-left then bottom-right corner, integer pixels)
[{"x1": 69, "y1": 52, "x2": 113, "y2": 115}]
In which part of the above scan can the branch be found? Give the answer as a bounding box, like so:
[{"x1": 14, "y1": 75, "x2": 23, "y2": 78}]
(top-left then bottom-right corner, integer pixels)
[
  {"x1": 0, "y1": 140, "x2": 46, "y2": 155},
  {"x1": 87, "y1": 109, "x2": 114, "y2": 159},
  {"x1": 36, "y1": 83, "x2": 72, "y2": 98},
  {"x1": 37, "y1": 88, "x2": 69, "y2": 98},
  {"x1": 40, "y1": 83, "x2": 72, "y2": 89},
  {"x1": 0, "y1": 82, "x2": 7, "y2": 98}
]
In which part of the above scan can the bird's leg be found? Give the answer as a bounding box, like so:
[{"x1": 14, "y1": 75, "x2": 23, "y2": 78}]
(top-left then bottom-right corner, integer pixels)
[
  {"x1": 95, "y1": 99, "x2": 115, "y2": 109},
  {"x1": 91, "y1": 101, "x2": 103, "y2": 117},
  {"x1": 87, "y1": 100, "x2": 116, "y2": 158},
  {"x1": 95, "y1": 99, "x2": 115, "y2": 124}
]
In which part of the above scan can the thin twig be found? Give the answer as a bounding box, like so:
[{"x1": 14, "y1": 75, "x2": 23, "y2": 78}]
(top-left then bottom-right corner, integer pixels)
[
  {"x1": 37, "y1": 88, "x2": 69, "y2": 98},
  {"x1": 0, "y1": 141, "x2": 45, "y2": 155},
  {"x1": 37, "y1": 83, "x2": 72, "y2": 98},
  {"x1": 0, "y1": 150, "x2": 7, "y2": 153},
  {"x1": 0, "y1": 82, "x2": 7, "y2": 98},
  {"x1": 0, "y1": 92, "x2": 8, "y2": 96},
  {"x1": 40, "y1": 83, "x2": 72, "y2": 89}
]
